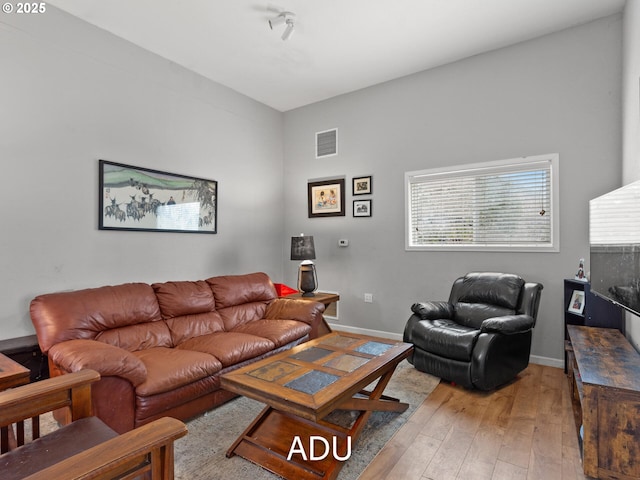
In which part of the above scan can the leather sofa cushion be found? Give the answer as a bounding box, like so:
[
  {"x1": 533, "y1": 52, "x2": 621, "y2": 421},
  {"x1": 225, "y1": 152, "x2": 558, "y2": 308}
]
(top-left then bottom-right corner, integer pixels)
[
  {"x1": 30, "y1": 283, "x2": 162, "y2": 354},
  {"x1": 152, "y1": 280, "x2": 216, "y2": 318},
  {"x1": 410, "y1": 318, "x2": 480, "y2": 361},
  {"x1": 216, "y1": 303, "x2": 268, "y2": 331},
  {"x1": 133, "y1": 347, "x2": 223, "y2": 396},
  {"x1": 165, "y1": 312, "x2": 225, "y2": 345},
  {"x1": 232, "y1": 319, "x2": 311, "y2": 347},
  {"x1": 96, "y1": 321, "x2": 172, "y2": 351},
  {"x1": 176, "y1": 332, "x2": 275, "y2": 367},
  {"x1": 455, "y1": 273, "x2": 524, "y2": 310},
  {"x1": 207, "y1": 272, "x2": 277, "y2": 309},
  {"x1": 1, "y1": 417, "x2": 117, "y2": 480}
]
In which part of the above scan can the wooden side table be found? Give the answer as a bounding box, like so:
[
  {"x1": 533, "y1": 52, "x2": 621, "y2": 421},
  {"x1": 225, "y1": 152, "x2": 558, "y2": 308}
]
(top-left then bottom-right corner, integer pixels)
[
  {"x1": 0, "y1": 353, "x2": 30, "y2": 453},
  {"x1": 0, "y1": 352, "x2": 30, "y2": 391},
  {"x1": 282, "y1": 292, "x2": 339, "y2": 338}
]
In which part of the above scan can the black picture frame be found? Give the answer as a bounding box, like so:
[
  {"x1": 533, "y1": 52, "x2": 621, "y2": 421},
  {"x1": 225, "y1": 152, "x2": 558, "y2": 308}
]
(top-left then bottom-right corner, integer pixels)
[
  {"x1": 307, "y1": 178, "x2": 346, "y2": 218},
  {"x1": 352, "y1": 175, "x2": 372, "y2": 195},
  {"x1": 353, "y1": 199, "x2": 372, "y2": 217},
  {"x1": 99, "y1": 160, "x2": 217, "y2": 233}
]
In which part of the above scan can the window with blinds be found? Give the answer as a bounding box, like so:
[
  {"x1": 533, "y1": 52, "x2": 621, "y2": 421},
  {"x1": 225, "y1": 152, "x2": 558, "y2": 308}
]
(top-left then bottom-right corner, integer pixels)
[{"x1": 405, "y1": 154, "x2": 559, "y2": 251}]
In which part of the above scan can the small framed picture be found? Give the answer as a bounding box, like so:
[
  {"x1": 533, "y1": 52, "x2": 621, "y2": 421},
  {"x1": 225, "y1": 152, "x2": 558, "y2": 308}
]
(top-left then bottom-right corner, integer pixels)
[
  {"x1": 568, "y1": 290, "x2": 585, "y2": 315},
  {"x1": 353, "y1": 199, "x2": 372, "y2": 217},
  {"x1": 352, "y1": 175, "x2": 372, "y2": 195}
]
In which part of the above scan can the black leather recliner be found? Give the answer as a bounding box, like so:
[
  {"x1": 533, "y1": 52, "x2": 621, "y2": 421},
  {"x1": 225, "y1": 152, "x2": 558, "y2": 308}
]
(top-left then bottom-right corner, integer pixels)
[{"x1": 403, "y1": 272, "x2": 543, "y2": 390}]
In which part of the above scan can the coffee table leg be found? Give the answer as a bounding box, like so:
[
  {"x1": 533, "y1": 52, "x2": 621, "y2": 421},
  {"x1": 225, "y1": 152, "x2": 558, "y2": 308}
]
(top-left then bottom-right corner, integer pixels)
[
  {"x1": 335, "y1": 364, "x2": 407, "y2": 442},
  {"x1": 226, "y1": 405, "x2": 271, "y2": 458}
]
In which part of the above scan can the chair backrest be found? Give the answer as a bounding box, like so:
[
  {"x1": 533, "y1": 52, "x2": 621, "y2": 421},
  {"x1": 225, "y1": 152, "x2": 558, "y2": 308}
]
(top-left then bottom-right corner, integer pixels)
[{"x1": 449, "y1": 272, "x2": 542, "y2": 329}]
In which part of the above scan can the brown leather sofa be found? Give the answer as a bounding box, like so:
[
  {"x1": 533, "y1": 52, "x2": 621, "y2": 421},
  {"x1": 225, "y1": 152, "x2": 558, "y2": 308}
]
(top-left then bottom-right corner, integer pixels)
[{"x1": 30, "y1": 272, "x2": 325, "y2": 434}]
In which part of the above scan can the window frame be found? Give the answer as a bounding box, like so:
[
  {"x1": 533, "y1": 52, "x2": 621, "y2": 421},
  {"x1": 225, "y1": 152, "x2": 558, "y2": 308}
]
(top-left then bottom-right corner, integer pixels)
[{"x1": 405, "y1": 153, "x2": 559, "y2": 252}]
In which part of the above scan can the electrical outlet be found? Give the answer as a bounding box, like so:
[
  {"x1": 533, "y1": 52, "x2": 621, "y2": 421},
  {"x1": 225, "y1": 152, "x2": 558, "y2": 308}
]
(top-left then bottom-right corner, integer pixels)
[{"x1": 364, "y1": 293, "x2": 373, "y2": 303}]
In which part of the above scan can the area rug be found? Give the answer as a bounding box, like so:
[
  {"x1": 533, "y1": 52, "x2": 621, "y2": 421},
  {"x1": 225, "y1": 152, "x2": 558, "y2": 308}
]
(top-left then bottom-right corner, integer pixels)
[
  {"x1": 35, "y1": 360, "x2": 439, "y2": 479},
  {"x1": 173, "y1": 360, "x2": 439, "y2": 480}
]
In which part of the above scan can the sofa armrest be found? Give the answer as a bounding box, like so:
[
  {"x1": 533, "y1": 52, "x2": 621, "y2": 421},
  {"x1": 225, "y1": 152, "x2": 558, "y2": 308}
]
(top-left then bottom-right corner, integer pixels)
[
  {"x1": 264, "y1": 298, "x2": 325, "y2": 326},
  {"x1": 22, "y1": 417, "x2": 187, "y2": 480},
  {"x1": 480, "y1": 315, "x2": 535, "y2": 335},
  {"x1": 49, "y1": 339, "x2": 147, "y2": 386},
  {"x1": 410, "y1": 301, "x2": 454, "y2": 320}
]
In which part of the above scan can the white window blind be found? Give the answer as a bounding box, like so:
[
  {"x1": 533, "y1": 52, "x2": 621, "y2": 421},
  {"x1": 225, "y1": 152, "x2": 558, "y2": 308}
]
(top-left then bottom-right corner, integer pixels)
[
  {"x1": 590, "y1": 180, "x2": 640, "y2": 245},
  {"x1": 405, "y1": 154, "x2": 559, "y2": 252}
]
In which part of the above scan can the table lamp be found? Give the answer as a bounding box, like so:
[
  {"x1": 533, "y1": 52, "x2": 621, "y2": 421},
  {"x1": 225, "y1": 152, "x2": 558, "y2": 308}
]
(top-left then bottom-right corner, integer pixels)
[{"x1": 291, "y1": 234, "x2": 317, "y2": 297}]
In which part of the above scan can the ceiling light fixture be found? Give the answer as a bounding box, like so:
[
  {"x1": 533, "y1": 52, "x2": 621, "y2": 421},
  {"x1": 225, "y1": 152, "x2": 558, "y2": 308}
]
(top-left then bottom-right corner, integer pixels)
[{"x1": 269, "y1": 11, "x2": 295, "y2": 41}]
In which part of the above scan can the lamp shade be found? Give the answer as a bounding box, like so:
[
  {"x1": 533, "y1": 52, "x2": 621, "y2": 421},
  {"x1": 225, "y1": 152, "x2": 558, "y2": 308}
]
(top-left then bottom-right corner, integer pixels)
[{"x1": 291, "y1": 235, "x2": 315, "y2": 261}]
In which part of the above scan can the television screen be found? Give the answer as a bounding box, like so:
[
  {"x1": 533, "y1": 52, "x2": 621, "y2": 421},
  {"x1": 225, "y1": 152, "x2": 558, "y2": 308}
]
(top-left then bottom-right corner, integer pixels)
[{"x1": 590, "y1": 181, "x2": 640, "y2": 317}]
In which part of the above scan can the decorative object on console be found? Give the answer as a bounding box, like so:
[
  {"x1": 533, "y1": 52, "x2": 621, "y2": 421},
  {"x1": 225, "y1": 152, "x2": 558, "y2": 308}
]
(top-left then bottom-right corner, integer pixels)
[
  {"x1": 574, "y1": 257, "x2": 587, "y2": 281},
  {"x1": 291, "y1": 234, "x2": 317, "y2": 297},
  {"x1": 308, "y1": 178, "x2": 345, "y2": 217},
  {"x1": 353, "y1": 199, "x2": 372, "y2": 217},
  {"x1": 273, "y1": 283, "x2": 298, "y2": 297},
  {"x1": 568, "y1": 290, "x2": 585, "y2": 315},
  {"x1": 353, "y1": 175, "x2": 372, "y2": 195},
  {"x1": 99, "y1": 160, "x2": 217, "y2": 234}
]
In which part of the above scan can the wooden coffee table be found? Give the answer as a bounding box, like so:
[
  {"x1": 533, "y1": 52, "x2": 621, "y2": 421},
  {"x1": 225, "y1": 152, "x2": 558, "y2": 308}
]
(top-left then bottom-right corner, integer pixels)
[{"x1": 221, "y1": 332, "x2": 413, "y2": 480}]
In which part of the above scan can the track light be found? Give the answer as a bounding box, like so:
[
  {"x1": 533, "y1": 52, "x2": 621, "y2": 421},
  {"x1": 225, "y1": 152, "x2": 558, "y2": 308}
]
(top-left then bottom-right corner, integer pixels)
[
  {"x1": 268, "y1": 11, "x2": 295, "y2": 41},
  {"x1": 268, "y1": 14, "x2": 286, "y2": 29},
  {"x1": 281, "y1": 19, "x2": 295, "y2": 41}
]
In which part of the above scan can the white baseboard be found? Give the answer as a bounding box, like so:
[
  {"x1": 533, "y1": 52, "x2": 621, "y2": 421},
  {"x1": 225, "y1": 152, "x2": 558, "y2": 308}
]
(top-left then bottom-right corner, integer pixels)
[
  {"x1": 327, "y1": 323, "x2": 403, "y2": 341},
  {"x1": 529, "y1": 354, "x2": 564, "y2": 369},
  {"x1": 328, "y1": 323, "x2": 565, "y2": 369}
]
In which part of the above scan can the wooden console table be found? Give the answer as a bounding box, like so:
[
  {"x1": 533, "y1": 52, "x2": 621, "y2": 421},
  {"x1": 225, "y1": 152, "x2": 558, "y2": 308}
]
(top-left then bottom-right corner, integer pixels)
[{"x1": 566, "y1": 325, "x2": 640, "y2": 479}]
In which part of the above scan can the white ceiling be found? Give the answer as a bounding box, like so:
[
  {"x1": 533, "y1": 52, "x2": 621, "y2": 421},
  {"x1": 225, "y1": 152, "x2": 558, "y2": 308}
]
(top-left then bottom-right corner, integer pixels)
[{"x1": 47, "y1": 0, "x2": 626, "y2": 112}]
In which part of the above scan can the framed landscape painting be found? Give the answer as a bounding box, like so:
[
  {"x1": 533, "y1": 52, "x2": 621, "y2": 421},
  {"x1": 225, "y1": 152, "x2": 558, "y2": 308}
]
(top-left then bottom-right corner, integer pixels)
[{"x1": 99, "y1": 160, "x2": 217, "y2": 233}]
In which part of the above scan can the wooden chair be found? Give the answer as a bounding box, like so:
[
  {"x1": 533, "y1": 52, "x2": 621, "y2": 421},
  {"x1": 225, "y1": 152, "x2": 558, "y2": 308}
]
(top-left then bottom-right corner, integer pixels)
[{"x1": 0, "y1": 369, "x2": 187, "y2": 480}]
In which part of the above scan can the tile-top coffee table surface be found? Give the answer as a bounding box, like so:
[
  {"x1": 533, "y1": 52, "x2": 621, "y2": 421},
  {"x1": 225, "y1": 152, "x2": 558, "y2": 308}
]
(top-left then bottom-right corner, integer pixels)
[{"x1": 221, "y1": 332, "x2": 413, "y2": 480}]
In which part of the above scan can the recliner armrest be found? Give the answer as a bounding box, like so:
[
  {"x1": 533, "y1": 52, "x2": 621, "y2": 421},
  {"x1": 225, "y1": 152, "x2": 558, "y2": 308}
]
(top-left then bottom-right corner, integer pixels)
[
  {"x1": 480, "y1": 315, "x2": 534, "y2": 335},
  {"x1": 411, "y1": 301, "x2": 454, "y2": 320}
]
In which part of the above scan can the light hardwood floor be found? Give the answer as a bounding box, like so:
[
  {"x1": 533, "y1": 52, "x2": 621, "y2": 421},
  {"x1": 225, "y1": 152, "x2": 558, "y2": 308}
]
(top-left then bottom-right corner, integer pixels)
[{"x1": 359, "y1": 363, "x2": 587, "y2": 480}]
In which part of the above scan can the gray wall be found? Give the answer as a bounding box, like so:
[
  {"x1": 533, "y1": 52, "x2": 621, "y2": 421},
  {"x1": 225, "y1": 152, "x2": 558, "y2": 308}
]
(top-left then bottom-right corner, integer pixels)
[
  {"x1": 622, "y1": 0, "x2": 640, "y2": 349},
  {"x1": 0, "y1": 8, "x2": 628, "y2": 366},
  {"x1": 0, "y1": 8, "x2": 285, "y2": 339},
  {"x1": 283, "y1": 15, "x2": 623, "y2": 364}
]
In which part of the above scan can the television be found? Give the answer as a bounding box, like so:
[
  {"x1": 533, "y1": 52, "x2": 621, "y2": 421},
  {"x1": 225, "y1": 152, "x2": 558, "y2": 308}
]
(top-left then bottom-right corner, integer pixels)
[{"x1": 590, "y1": 180, "x2": 640, "y2": 317}]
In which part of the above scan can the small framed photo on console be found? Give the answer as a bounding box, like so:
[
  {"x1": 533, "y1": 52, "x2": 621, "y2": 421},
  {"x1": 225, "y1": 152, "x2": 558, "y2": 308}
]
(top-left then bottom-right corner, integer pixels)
[{"x1": 568, "y1": 290, "x2": 585, "y2": 315}]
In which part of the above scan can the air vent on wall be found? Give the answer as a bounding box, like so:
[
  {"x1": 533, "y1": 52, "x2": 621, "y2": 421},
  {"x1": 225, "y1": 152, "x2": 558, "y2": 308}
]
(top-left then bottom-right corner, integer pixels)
[{"x1": 316, "y1": 128, "x2": 338, "y2": 158}]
